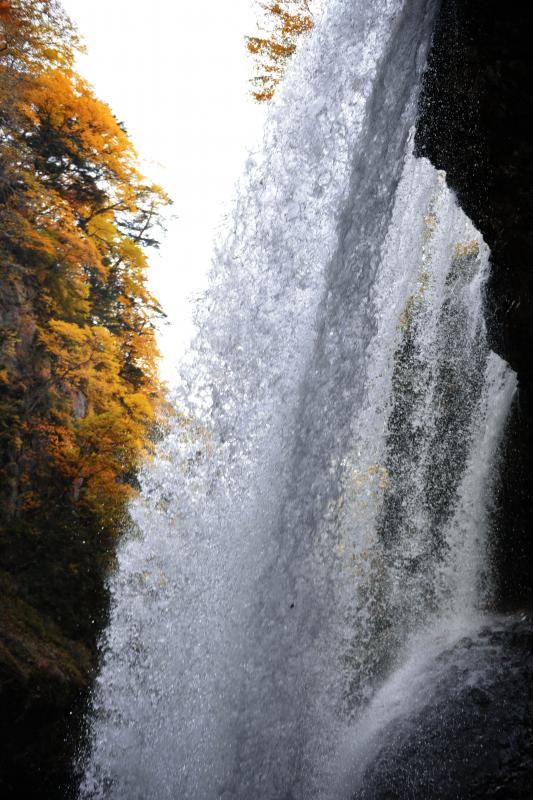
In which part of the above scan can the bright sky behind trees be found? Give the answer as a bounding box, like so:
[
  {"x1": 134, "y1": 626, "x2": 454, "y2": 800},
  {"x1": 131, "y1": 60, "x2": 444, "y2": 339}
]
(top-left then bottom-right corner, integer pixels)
[{"x1": 61, "y1": 0, "x2": 266, "y2": 383}]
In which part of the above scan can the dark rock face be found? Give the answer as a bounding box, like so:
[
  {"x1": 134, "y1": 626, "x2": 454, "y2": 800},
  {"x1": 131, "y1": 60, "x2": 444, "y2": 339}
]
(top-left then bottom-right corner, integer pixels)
[
  {"x1": 354, "y1": 619, "x2": 533, "y2": 799},
  {"x1": 351, "y1": 6, "x2": 533, "y2": 797},
  {"x1": 415, "y1": 0, "x2": 533, "y2": 610},
  {"x1": 359, "y1": 6, "x2": 533, "y2": 796},
  {"x1": 0, "y1": 570, "x2": 93, "y2": 800}
]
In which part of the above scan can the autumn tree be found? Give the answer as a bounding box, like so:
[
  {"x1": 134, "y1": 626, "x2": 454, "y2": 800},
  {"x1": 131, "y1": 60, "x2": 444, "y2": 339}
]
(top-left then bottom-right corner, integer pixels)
[
  {"x1": 247, "y1": 1, "x2": 314, "y2": 101},
  {"x1": 0, "y1": 4, "x2": 177, "y2": 793},
  {"x1": 0, "y1": 0, "x2": 170, "y2": 645}
]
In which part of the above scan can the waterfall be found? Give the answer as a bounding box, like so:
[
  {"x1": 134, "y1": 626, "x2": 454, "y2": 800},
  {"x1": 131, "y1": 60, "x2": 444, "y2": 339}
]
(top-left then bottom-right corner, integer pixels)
[{"x1": 79, "y1": 1, "x2": 515, "y2": 798}]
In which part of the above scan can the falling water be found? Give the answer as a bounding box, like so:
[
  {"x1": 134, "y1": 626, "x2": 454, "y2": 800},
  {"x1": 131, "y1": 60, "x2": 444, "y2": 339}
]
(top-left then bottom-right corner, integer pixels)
[{"x1": 79, "y1": 0, "x2": 516, "y2": 798}]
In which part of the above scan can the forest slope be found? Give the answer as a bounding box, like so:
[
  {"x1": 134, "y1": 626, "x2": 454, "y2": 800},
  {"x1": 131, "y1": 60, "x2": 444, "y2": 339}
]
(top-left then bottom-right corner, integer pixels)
[{"x1": 0, "y1": 2, "x2": 169, "y2": 795}]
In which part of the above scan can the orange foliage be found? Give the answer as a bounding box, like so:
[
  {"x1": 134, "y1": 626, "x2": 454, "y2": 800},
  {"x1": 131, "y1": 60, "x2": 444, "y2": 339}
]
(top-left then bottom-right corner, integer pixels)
[
  {"x1": 0, "y1": 0, "x2": 170, "y2": 529},
  {"x1": 247, "y1": 1, "x2": 314, "y2": 101}
]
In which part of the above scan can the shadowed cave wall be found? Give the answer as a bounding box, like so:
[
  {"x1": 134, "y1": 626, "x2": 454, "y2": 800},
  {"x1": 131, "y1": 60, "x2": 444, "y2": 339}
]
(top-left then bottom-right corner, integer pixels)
[
  {"x1": 415, "y1": 0, "x2": 533, "y2": 611},
  {"x1": 355, "y1": 10, "x2": 533, "y2": 795}
]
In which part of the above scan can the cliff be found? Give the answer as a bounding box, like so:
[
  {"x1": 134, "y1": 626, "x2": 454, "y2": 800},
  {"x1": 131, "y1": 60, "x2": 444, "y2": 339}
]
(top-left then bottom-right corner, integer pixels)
[
  {"x1": 415, "y1": 0, "x2": 533, "y2": 610},
  {"x1": 355, "y1": 618, "x2": 533, "y2": 799},
  {"x1": 0, "y1": 3, "x2": 169, "y2": 796},
  {"x1": 353, "y1": 4, "x2": 533, "y2": 795}
]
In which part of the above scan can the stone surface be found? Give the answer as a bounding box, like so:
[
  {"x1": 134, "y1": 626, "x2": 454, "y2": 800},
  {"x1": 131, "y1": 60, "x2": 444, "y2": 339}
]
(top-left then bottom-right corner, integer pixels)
[
  {"x1": 415, "y1": 0, "x2": 533, "y2": 610},
  {"x1": 356, "y1": 7, "x2": 533, "y2": 794},
  {"x1": 0, "y1": 569, "x2": 93, "y2": 800},
  {"x1": 354, "y1": 619, "x2": 533, "y2": 799}
]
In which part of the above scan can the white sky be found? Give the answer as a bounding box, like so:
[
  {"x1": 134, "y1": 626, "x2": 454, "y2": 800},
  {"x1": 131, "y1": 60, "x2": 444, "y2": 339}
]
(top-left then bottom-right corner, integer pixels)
[{"x1": 61, "y1": 0, "x2": 266, "y2": 383}]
